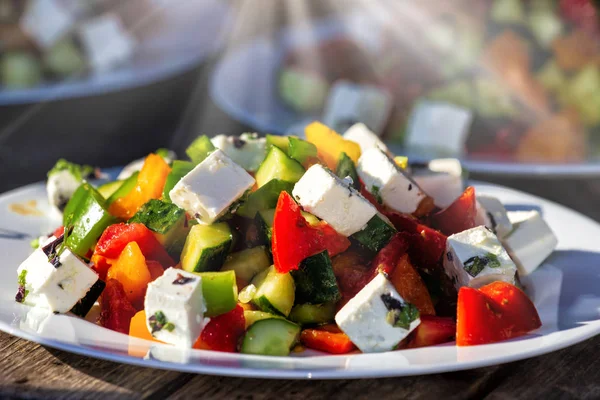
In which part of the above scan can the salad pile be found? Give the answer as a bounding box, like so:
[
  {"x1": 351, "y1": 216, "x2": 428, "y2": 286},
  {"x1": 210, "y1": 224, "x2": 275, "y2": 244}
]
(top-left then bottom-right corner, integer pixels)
[{"x1": 15, "y1": 122, "x2": 557, "y2": 356}]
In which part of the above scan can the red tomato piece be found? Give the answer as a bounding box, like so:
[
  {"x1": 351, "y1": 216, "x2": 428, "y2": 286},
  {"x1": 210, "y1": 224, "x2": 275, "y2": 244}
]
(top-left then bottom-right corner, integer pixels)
[
  {"x1": 146, "y1": 260, "x2": 165, "y2": 281},
  {"x1": 53, "y1": 226, "x2": 65, "y2": 238},
  {"x1": 100, "y1": 279, "x2": 137, "y2": 334},
  {"x1": 407, "y1": 316, "x2": 456, "y2": 348},
  {"x1": 300, "y1": 328, "x2": 357, "y2": 354},
  {"x1": 367, "y1": 233, "x2": 409, "y2": 279},
  {"x1": 384, "y1": 211, "x2": 447, "y2": 269},
  {"x1": 272, "y1": 192, "x2": 350, "y2": 273},
  {"x1": 95, "y1": 223, "x2": 175, "y2": 268},
  {"x1": 195, "y1": 305, "x2": 246, "y2": 352},
  {"x1": 431, "y1": 187, "x2": 477, "y2": 236},
  {"x1": 90, "y1": 253, "x2": 112, "y2": 281},
  {"x1": 457, "y1": 282, "x2": 541, "y2": 346}
]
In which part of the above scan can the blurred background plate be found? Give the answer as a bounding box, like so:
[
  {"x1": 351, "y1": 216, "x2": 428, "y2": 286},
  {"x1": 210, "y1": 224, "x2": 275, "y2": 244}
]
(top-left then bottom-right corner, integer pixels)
[
  {"x1": 0, "y1": 0, "x2": 234, "y2": 193},
  {"x1": 210, "y1": 4, "x2": 600, "y2": 177}
]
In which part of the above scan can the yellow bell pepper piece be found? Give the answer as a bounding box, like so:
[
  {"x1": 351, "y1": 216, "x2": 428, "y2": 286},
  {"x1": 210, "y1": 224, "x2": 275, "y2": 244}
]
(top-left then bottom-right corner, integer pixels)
[
  {"x1": 305, "y1": 121, "x2": 361, "y2": 170},
  {"x1": 109, "y1": 153, "x2": 171, "y2": 220},
  {"x1": 394, "y1": 156, "x2": 408, "y2": 169}
]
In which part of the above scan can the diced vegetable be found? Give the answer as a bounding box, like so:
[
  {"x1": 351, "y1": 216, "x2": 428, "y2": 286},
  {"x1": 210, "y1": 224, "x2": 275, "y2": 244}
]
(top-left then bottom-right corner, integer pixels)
[
  {"x1": 129, "y1": 310, "x2": 161, "y2": 342},
  {"x1": 181, "y1": 223, "x2": 233, "y2": 273},
  {"x1": 194, "y1": 304, "x2": 246, "y2": 352},
  {"x1": 64, "y1": 183, "x2": 117, "y2": 258},
  {"x1": 335, "y1": 151, "x2": 360, "y2": 190},
  {"x1": 128, "y1": 199, "x2": 188, "y2": 257},
  {"x1": 97, "y1": 180, "x2": 124, "y2": 200},
  {"x1": 272, "y1": 192, "x2": 350, "y2": 274},
  {"x1": 162, "y1": 161, "x2": 195, "y2": 202},
  {"x1": 107, "y1": 241, "x2": 153, "y2": 308},
  {"x1": 221, "y1": 246, "x2": 271, "y2": 283},
  {"x1": 255, "y1": 145, "x2": 305, "y2": 188},
  {"x1": 288, "y1": 136, "x2": 319, "y2": 165},
  {"x1": 236, "y1": 179, "x2": 295, "y2": 219},
  {"x1": 109, "y1": 154, "x2": 171, "y2": 220},
  {"x1": 107, "y1": 172, "x2": 139, "y2": 205},
  {"x1": 350, "y1": 214, "x2": 397, "y2": 253},
  {"x1": 291, "y1": 251, "x2": 341, "y2": 304},
  {"x1": 432, "y1": 186, "x2": 477, "y2": 236},
  {"x1": 305, "y1": 121, "x2": 361, "y2": 170},
  {"x1": 241, "y1": 318, "x2": 301, "y2": 356},
  {"x1": 251, "y1": 265, "x2": 295, "y2": 317},
  {"x1": 407, "y1": 315, "x2": 456, "y2": 348},
  {"x1": 186, "y1": 135, "x2": 216, "y2": 164},
  {"x1": 389, "y1": 253, "x2": 435, "y2": 316},
  {"x1": 193, "y1": 271, "x2": 238, "y2": 317},
  {"x1": 300, "y1": 328, "x2": 356, "y2": 354},
  {"x1": 289, "y1": 303, "x2": 336, "y2": 325},
  {"x1": 244, "y1": 310, "x2": 283, "y2": 329},
  {"x1": 100, "y1": 279, "x2": 137, "y2": 334}
]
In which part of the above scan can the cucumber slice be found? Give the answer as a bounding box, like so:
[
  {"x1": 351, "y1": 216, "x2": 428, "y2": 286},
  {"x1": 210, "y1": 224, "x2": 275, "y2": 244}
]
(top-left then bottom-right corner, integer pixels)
[
  {"x1": 251, "y1": 265, "x2": 295, "y2": 316},
  {"x1": 44, "y1": 38, "x2": 86, "y2": 78},
  {"x1": 241, "y1": 318, "x2": 300, "y2": 356},
  {"x1": 335, "y1": 152, "x2": 360, "y2": 190},
  {"x1": 181, "y1": 223, "x2": 233, "y2": 273},
  {"x1": 186, "y1": 135, "x2": 215, "y2": 164},
  {"x1": 236, "y1": 179, "x2": 294, "y2": 219},
  {"x1": 194, "y1": 271, "x2": 238, "y2": 317},
  {"x1": 255, "y1": 146, "x2": 305, "y2": 187},
  {"x1": 128, "y1": 199, "x2": 188, "y2": 257},
  {"x1": 289, "y1": 303, "x2": 336, "y2": 325},
  {"x1": 351, "y1": 214, "x2": 397, "y2": 253},
  {"x1": 244, "y1": 310, "x2": 284, "y2": 329},
  {"x1": 221, "y1": 246, "x2": 271, "y2": 283},
  {"x1": 291, "y1": 251, "x2": 341, "y2": 304},
  {"x1": 288, "y1": 137, "x2": 318, "y2": 165},
  {"x1": 266, "y1": 135, "x2": 290, "y2": 152},
  {"x1": 163, "y1": 160, "x2": 195, "y2": 202},
  {"x1": 1, "y1": 52, "x2": 42, "y2": 89},
  {"x1": 255, "y1": 209, "x2": 275, "y2": 251},
  {"x1": 107, "y1": 171, "x2": 139, "y2": 205}
]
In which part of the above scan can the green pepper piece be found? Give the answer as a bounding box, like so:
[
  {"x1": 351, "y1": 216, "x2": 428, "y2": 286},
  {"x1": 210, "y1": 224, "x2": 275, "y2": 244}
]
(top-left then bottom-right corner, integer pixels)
[
  {"x1": 288, "y1": 137, "x2": 317, "y2": 165},
  {"x1": 65, "y1": 183, "x2": 117, "y2": 258},
  {"x1": 192, "y1": 270, "x2": 238, "y2": 317},
  {"x1": 62, "y1": 183, "x2": 89, "y2": 226},
  {"x1": 335, "y1": 152, "x2": 360, "y2": 190},
  {"x1": 107, "y1": 171, "x2": 139, "y2": 206},
  {"x1": 186, "y1": 136, "x2": 215, "y2": 164}
]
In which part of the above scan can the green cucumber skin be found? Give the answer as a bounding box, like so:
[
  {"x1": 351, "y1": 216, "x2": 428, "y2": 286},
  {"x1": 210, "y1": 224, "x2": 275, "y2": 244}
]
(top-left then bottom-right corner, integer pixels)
[
  {"x1": 291, "y1": 251, "x2": 341, "y2": 304},
  {"x1": 163, "y1": 160, "x2": 195, "y2": 202},
  {"x1": 251, "y1": 266, "x2": 295, "y2": 317},
  {"x1": 97, "y1": 180, "x2": 124, "y2": 199},
  {"x1": 351, "y1": 215, "x2": 397, "y2": 253},
  {"x1": 254, "y1": 209, "x2": 275, "y2": 251},
  {"x1": 241, "y1": 318, "x2": 301, "y2": 356},
  {"x1": 221, "y1": 246, "x2": 271, "y2": 283},
  {"x1": 255, "y1": 145, "x2": 305, "y2": 188},
  {"x1": 107, "y1": 171, "x2": 139, "y2": 205},
  {"x1": 186, "y1": 135, "x2": 216, "y2": 164},
  {"x1": 266, "y1": 134, "x2": 290, "y2": 153},
  {"x1": 181, "y1": 224, "x2": 233, "y2": 273},
  {"x1": 243, "y1": 310, "x2": 283, "y2": 328},
  {"x1": 189, "y1": 240, "x2": 231, "y2": 273},
  {"x1": 289, "y1": 302, "x2": 336, "y2": 325},
  {"x1": 194, "y1": 271, "x2": 238, "y2": 317},
  {"x1": 237, "y1": 180, "x2": 294, "y2": 219},
  {"x1": 335, "y1": 152, "x2": 360, "y2": 190}
]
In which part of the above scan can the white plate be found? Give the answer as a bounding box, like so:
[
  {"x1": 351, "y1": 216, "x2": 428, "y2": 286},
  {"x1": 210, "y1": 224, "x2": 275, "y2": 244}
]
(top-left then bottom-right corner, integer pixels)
[
  {"x1": 210, "y1": 15, "x2": 600, "y2": 178},
  {"x1": 0, "y1": 0, "x2": 234, "y2": 105},
  {"x1": 0, "y1": 182, "x2": 599, "y2": 379}
]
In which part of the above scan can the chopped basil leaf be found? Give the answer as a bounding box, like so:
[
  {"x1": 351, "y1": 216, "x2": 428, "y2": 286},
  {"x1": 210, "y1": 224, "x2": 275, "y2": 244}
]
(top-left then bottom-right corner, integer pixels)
[
  {"x1": 164, "y1": 322, "x2": 176, "y2": 332},
  {"x1": 381, "y1": 293, "x2": 420, "y2": 330},
  {"x1": 463, "y1": 252, "x2": 500, "y2": 277},
  {"x1": 172, "y1": 273, "x2": 195, "y2": 285},
  {"x1": 47, "y1": 158, "x2": 93, "y2": 181},
  {"x1": 149, "y1": 311, "x2": 175, "y2": 333},
  {"x1": 15, "y1": 270, "x2": 29, "y2": 303}
]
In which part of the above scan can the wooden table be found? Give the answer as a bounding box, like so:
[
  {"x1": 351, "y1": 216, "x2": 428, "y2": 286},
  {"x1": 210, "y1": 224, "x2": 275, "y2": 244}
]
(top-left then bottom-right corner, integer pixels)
[{"x1": 1, "y1": 178, "x2": 599, "y2": 400}]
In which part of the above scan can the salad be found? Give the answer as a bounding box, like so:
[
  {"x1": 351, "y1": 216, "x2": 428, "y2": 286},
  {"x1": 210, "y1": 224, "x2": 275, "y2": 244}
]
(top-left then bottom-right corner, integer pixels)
[
  {"x1": 278, "y1": 0, "x2": 600, "y2": 163},
  {"x1": 15, "y1": 122, "x2": 557, "y2": 356}
]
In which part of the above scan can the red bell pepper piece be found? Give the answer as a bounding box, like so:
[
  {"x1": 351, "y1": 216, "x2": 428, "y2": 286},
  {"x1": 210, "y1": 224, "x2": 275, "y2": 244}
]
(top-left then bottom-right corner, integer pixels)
[
  {"x1": 194, "y1": 304, "x2": 245, "y2": 352},
  {"x1": 431, "y1": 186, "x2": 478, "y2": 236},
  {"x1": 367, "y1": 233, "x2": 409, "y2": 279},
  {"x1": 146, "y1": 260, "x2": 165, "y2": 281},
  {"x1": 272, "y1": 192, "x2": 350, "y2": 273},
  {"x1": 407, "y1": 315, "x2": 456, "y2": 348},
  {"x1": 100, "y1": 279, "x2": 137, "y2": 334},
  {"x1": 457, "y1": 282, "x2": 541, "y2": 346},
  {"x1": 95, "y1": 223, "x2": 175, "y2": 268},
  {"x1": 384, "y1": 211, "x2": 447, "y2": 269},
  {"x1": 300, "y1": 328, "x2": 357, "y2": 354}
]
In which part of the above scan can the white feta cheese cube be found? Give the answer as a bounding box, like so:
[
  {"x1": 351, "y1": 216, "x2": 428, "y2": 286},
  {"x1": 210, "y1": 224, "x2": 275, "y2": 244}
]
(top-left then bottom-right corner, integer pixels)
[
  {"x1": 343, "y1": 123, "x2": 389, "y2": 154},
  {"x1": 477, "y1": 196, "x2": 513, "y2": 239},
  {"x1": 144, "y1": 267, "x2": 208, "y2": 348},
  {"x1": 335, "y1": 273, "x2": 420, "y2": 353},
  {"x1": 323, "y1": 80, "x2": 393, "y2": 135},
  {"x1": 292, "y1": 164, "x2": 377, "y2": 236},
  {"x1": 413, "y1": 171, "x2": 463, "y2": 209},
  {"x1": 170, "y1": 149, "x2": 255, "y2": 225},
  {"x1": 443, "y1": 226, "x2": 517, "y2": 290},
  {"x1": 428, "y1": 158, "x2": 463, "y2": 178},
  {"x1": 357, "y1": 148, "x2": 428, "y2": 214},
  {"x1": 211, "y1": 133, "x2": 267, "y2": 172},
  {"x1": 20, "y1": 0, "x2": 74, "y2": 48},
  {"x1": 79, "y1": 13, "x2": 136, "y2": 73},
  {"x1": 47, "y1": 169, "x2": 82, "y2": 213},
  {"x1": 502, "y1": 211, "x2": 558, "y2": 276},
  {"x1": 405, "y1": 101, "x2": 473, "y2": 156},
  {"x1": 17, "y1": 238, "x2": 100, "y2": 313}
]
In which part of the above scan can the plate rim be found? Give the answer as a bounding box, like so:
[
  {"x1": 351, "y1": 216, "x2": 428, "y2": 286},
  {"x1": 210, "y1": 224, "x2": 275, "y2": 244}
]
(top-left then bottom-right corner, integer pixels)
[{"x1": 1, "y1": 181, "x2": 599, "y2": 379}]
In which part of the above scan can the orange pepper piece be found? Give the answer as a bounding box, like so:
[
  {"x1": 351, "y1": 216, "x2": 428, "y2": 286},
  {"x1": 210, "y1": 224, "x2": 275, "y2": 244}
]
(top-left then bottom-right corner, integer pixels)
[
  {"x1": 305, "y1": 121, "x2": 361, "y2": 170},
  {"x1": 128, "y1": 310, "x2": 163, "y2": 357},
  {"x1": 389, "y1": 253, "x2": 436, "y2": 316},
  {"x1": 109, "y1": 153, "x2": 171, "y2": 219},
  {"x1": 107, "y1": 241, "x2": 152, "y2": 309}
]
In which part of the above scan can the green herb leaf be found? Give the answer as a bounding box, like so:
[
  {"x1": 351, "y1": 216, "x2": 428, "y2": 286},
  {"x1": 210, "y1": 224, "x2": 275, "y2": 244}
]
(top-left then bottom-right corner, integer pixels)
[
  {"x1": 29, "y1": 237, "x2": 39, "y2": 249},
  {"x1": 386, "y1": 303, "x2": 420, "y2": 330},
  {"x1": 15, "y1": 270, "x2": 29, "y2": 303},
  {"x1": 149, "y1": 311, "x2": 175, "y2": 333},
  {"x1": 463, "y1": 252, "x2": 500, "y2": 277},
  {"x1": 18, "y1": 270, "x2": 27, "y2": 287},
  {"x1": 163, "y1": 322, "x2": 176, "y2": 332},
  {"x1": 47, "y1": 158, "x2": 93, "y2": 181},
  {"x1": 372, "y1": 185, "x2": 383, "y2": 204}
]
